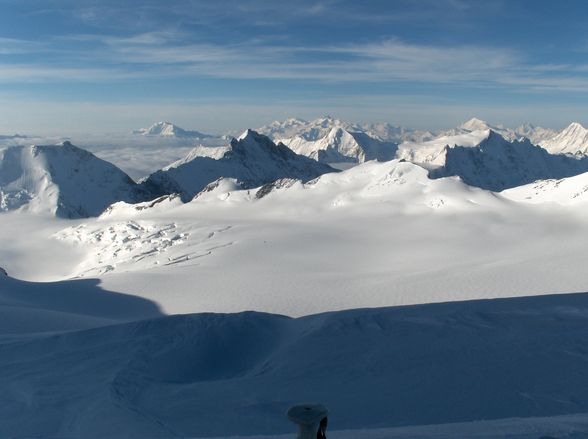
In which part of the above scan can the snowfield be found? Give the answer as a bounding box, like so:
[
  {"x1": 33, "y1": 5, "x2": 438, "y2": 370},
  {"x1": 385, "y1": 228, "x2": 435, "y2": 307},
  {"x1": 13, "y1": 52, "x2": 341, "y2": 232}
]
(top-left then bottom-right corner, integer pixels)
[{"x1": 3, "y1": 118, "x2": 588, "y2": 438}]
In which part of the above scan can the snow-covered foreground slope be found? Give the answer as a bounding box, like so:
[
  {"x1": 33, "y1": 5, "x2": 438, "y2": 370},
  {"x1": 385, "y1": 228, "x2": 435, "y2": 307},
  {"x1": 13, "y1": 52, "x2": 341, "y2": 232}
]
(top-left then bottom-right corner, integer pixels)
[
  {"x1": 142, "y1": 129, "x2": 335, "y2": 201},
  {"x1": 0, "y1": 273, "x2": 162, "y2": 337},
  {"x1": 0, "y1": 141, "x2": 151, "y2": 217},
  {"x1": 2, "y1": 293, "x2": 588, "y2": 438}
]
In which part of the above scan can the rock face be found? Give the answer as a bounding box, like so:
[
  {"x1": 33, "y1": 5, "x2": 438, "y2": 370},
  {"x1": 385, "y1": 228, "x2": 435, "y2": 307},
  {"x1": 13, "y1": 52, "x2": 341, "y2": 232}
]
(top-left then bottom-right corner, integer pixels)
[
  {"x1": 142, "y1": 130, "x2": 336, "y2": 201},
  {"x1": 0, "y1": 142, "x2": 152, "y2": 218}
]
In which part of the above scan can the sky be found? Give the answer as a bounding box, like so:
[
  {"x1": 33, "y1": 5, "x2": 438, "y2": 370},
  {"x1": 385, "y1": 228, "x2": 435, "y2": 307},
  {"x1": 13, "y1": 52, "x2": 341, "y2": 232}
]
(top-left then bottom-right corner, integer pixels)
[{"x1": 2, "y1": 0, "x2": 588, "y2": 135}]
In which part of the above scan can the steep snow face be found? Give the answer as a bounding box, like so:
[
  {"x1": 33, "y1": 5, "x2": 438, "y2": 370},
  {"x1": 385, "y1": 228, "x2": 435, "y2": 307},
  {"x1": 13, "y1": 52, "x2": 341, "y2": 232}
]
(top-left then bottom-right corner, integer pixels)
[
  {"x1": 280, "y1": 127, "x2": 397, "y2": 164},
  {"x1": 540, "y1": 122, "x2": 588, "y2": 156},
  {"x1": 134, "y1": 121, "x2": 210, "y2": 139},
  {"x1": 399, "y1": 129, "x2": 588, "y2": 191},
  {"x1": 501, "y1": 172, "x2": 588, "y2": 205},
  {"x1": 141, "y1": 130, "x2": 336, "y2": 201},
  {"x1": 0, "y1": 142, "x2": 150, "y2": 218}
]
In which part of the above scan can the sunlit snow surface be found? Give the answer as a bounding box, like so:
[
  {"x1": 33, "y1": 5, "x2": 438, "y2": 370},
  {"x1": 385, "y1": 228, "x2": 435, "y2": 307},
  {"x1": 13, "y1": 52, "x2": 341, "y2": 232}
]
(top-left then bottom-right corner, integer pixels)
[{"x1": 4, "y1": 132, "x2": 588, "y2": 437}]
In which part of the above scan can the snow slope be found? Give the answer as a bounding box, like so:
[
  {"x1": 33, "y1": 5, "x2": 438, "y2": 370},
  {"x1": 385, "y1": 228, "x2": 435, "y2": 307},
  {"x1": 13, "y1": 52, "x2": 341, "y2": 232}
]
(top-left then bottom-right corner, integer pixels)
[
  {"x1": 0, "y1": 272, "x2": 162, "y2": 337},
  {"x1": 3, "y1": 293, "x2": 588, "y2": 438},
  {"x1": 10, "y1": 158, "x2": 581, "y2": 320},
  {"x1": 501, "y1": 171, "x2": 588, "y2": 205},
  {"x1": 540, "y1": 122, "x2": 588, "y2": 156},
  {"x1": 142, "y1": 129, "x2": 336, "y2": 201},
  {"x1": 0, "y1": 141, "x2": 151, "y2": 218}
]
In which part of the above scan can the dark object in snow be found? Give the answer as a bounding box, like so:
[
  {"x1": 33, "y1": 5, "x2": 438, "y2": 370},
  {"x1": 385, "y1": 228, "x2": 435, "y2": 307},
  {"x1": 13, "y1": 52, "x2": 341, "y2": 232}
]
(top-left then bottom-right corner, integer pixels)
[
  {"x1": 317, "y1": 416, "x2": 328, "y2": 439},
  {"x1": 0, "y1": 267, "x2": 6, "y2": 276},
  {"x1": 287, "y1": 404, "x2": 328, "y2": 439}
]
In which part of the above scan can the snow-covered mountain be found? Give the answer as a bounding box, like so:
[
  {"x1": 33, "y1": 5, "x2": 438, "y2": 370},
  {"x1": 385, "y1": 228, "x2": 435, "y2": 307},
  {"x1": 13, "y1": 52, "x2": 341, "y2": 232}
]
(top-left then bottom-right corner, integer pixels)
[
  {"x1": 258, "y1": 116, "x2": 433, "y2": 144},
  {"x1": 134, "y1": 121, "x2": 211, "y2": 139},
  {"x1": 441, "y1": 117, "x2": 557, "y2": 145},
  {"x1": 540, "y1": 122, "x2": 588, "y2": 156},
  {"x1": 142, "y1": 129, "x2": 336, "y2": 201},
  {"x1": 280, "y1": 127, "x2": 397, "y2": 165},
  {"x1": 0, "y1": 142, "x2": 151, "y2": 218},
  {"x1": 399, "y1": 129, "x2": 588, "y2": 191}
]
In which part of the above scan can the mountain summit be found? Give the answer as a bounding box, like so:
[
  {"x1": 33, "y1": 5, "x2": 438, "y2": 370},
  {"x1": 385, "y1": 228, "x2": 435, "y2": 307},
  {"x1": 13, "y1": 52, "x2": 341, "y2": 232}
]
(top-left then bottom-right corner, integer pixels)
[
  {"x1": 0, "y1": 141, "x2": 150, "y2": 218},
  {"x1": 135, "y1": 122, "x2": 211, "y2": 139},
  {"x1": 540, "y1": 122, "x2": 588, "y2": 156},
  {"x1": 142, "y1": 130, "x2": 336, "y2": 200}
]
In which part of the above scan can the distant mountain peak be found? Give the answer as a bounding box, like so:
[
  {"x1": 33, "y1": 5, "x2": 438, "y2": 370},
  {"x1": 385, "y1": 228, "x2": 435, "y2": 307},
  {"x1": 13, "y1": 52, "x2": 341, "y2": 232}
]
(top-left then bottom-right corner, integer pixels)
[
  {"x1": 135, "y1": 121, "x2": 210, "y2": 139},
  {"x1": 459, "y1": 117, "x2": 490, "y2": 131}
]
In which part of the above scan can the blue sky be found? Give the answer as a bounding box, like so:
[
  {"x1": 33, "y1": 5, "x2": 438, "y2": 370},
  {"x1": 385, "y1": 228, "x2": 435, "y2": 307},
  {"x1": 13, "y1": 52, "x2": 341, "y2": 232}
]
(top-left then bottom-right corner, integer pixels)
[{"x1": 2, "y1": 0, "x2": 588, "y2": 134}]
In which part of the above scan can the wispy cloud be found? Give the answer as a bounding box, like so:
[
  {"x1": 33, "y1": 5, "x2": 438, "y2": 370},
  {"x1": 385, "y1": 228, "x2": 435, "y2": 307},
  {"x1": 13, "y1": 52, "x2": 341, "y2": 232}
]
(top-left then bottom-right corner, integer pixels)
[{"x1": 2, "y1": 29, "x2": 588, "y2": 95}]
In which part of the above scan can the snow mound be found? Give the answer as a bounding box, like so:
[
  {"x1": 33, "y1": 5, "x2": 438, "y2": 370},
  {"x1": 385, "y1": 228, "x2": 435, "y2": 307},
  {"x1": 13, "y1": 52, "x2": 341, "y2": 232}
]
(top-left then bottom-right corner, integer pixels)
[
  {"x1": 541, "y1": 122, "x2": 588, "y2": 156},
  {"x1": 0, "y1": 141, "x2": 153, "y2": 218},
  {"x1": 4, "y1": 293, "x2": 588, "y2": 437},
  {"x1": 141, "y1": 129, "x2": 336, "y2": 201},
  {"x1": 134, "y1": 121, "x2": 211, "y2": 139}
]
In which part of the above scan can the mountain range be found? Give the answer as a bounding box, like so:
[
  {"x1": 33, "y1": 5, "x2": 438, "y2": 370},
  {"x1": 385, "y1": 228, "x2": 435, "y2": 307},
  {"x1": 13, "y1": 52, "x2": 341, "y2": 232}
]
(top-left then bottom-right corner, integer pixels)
[{"x1": 4, "y1": 117, "x2": 588, "y2": 217}]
